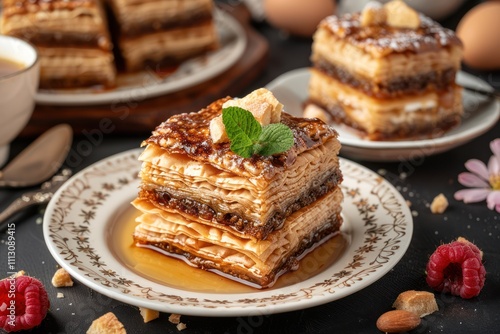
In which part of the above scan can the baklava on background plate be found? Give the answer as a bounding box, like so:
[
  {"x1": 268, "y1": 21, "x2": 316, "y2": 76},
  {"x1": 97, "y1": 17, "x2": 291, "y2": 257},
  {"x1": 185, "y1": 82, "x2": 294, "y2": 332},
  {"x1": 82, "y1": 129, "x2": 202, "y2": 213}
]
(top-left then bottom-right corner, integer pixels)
[{"x1": 308, "y1": 0, "x2": 463, "y2": 140}]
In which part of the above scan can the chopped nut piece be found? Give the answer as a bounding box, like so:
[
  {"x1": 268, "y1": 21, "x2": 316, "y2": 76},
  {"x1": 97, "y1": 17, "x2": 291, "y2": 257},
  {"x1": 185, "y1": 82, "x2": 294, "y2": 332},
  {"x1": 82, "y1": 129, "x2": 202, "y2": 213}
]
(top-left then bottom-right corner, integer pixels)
[
  {"x1": 139, "y1": 307, "x2": 159, "y2": 323},
  {"x1": 393, "y1": 290, "x2": 438, "y2": 317},
  {"x1": 360, "y1": 1, "x2": 386, "y2": 27},
  {"x1": 250, "y1": 101, "x2": 273, "y2": 125},
  {"x1": 223, "y1": 99, "x2": 272, "y2": 125},
  {"x1": 384, "y1": 0, "x2": 420, "y2": 29},
  {"x1": 209, "y1": 116, "x2": 229, "y2": 144},
  {"x1": 376, "y1": 310, "x2": 421, "y2": 333},
  {"x1": 430, "y1": 193, "x2": 448, "y2": 214},
  {"x1": 222, "y1": 88, "x2": 283, "y2": 125},
  {"x1": 176, "y1": 323, "x2": 187, "y2": 331},
  {"x1": 57, "y1": 292, "x2": 65, "y2": 299},
  {"x1": 248, "y1": 88, "x2": 283, "y2": 123},
  {"x1": 87, "y1": 312, "x2": 126, "y2": 334},
  {"x1": 52, "y1": 268, "x2": 74, "y2": 287},
  {"x1": 9, "y1": 270, "x2": 25, "y2": 278},
  {"x1": 212, "y1": 88, "x2": 286, "y2": 145},
  {"x1": 168, "y1": 313, "x2": 181, "y2": 325},
  {"x1": 303, "y1": 104, "x2": 330, "y2": 123}
]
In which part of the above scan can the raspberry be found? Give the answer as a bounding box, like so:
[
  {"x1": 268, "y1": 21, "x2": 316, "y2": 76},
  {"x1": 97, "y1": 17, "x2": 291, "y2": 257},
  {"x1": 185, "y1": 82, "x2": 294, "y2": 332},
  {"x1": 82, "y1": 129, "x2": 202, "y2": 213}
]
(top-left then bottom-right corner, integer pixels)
[
  {"x1": 426, "y1": 238, "x2": 486, "y2": 299},
  {"x1": 0, "y1": 275, "x2": 50, "y2": 332}
]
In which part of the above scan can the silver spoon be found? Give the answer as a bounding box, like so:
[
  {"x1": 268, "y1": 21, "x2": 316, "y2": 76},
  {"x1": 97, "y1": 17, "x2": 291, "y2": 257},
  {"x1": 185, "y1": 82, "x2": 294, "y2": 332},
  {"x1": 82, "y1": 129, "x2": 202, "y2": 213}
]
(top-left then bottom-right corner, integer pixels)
[
  {"x1": 0, "y1": 168, "x2": 72, "y2": 230},
  {"x1": 0, "y1": 124, "x2": 73, "y2": 187}
]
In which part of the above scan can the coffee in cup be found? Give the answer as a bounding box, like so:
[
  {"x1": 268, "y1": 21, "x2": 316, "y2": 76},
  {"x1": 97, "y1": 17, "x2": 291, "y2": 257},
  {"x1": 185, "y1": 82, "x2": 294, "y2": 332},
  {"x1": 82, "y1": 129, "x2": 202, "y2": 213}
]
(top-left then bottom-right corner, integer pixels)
[{"x1": 0, "y1": 35, "x2": 40, "y2": 166}]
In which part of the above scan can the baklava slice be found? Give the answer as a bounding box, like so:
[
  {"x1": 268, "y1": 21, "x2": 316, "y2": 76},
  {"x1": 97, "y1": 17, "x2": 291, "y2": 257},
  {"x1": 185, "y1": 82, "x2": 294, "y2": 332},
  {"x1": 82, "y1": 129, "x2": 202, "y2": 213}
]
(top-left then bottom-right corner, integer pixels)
[
  {"x1": 0, "y1": 0, "x2": 116, "y2": 88},
  {"x1": 107, "y1": 0, "x2": 219, "y2": 71},
  {"x1": 308, "y1": 0, "x2": 463, "y2": 140},
  {"x1": 132, "y1": 88, "x2": 343, "y2": 288}
]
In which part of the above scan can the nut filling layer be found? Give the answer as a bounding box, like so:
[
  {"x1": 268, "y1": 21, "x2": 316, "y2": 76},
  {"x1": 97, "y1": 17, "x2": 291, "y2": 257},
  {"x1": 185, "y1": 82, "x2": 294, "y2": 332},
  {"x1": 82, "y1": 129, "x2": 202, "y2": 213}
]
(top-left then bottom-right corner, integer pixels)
[
  {"x1": 138, "y1": 167, "x2": 343, "y2": 240},
  {"x1": 314, "y1": 59, "x2": 456, "y2": 99}
]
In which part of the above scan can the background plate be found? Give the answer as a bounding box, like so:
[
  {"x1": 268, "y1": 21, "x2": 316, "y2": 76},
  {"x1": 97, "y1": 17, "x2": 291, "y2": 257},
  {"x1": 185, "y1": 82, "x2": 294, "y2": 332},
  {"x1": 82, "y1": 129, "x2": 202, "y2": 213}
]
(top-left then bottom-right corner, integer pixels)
[
  {"x1": 35, "y1": 10, "x2": 246, "y2": 106},
  {"x1": 44, "y1": 149, "x2": 413, "y2": 316},
  {"x1": 266, "y1": 68, "x2": 500, "y2": 162}
]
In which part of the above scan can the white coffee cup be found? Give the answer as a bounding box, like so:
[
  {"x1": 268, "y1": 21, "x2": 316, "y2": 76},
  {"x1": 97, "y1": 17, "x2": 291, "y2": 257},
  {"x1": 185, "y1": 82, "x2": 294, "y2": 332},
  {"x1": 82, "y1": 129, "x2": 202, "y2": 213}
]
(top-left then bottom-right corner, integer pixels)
[{"x1": 0, "y1": 35, "x2": 40, "y2": 167}]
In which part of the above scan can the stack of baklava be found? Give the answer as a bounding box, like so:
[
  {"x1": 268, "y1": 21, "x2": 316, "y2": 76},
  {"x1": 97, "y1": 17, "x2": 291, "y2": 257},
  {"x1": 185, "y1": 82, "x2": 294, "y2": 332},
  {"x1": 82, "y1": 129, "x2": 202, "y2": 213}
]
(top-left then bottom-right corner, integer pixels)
[
  {"x1": 1, "y1": 0, "x2": 116, "y2": 89},
  {"x1": 308, "y1": 0, "x2": 463, "y2": 140},
  {"x1": 0, "y1": 0, "x2": 219, "y2": 88},
  {"x1": 106, "y1": 0, "x2": 219, "y2": 71},
  {"x1": 132, "y1": 88, "x2": 343, "y2": 288}
]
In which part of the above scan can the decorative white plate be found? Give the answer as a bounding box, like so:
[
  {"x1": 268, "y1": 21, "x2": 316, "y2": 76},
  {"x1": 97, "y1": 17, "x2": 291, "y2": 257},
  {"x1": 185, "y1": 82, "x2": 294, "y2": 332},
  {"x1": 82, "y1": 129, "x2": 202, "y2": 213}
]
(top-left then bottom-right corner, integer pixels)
[
  {"x1": 43, "y1": 149, "x2": 412, "y2": 316},
  {"x1": 35, "y1": 10, "x2": 246, "y2": 106},
  {"x1": 266, "y1": 68, "x2": 500, "y2": 162}
]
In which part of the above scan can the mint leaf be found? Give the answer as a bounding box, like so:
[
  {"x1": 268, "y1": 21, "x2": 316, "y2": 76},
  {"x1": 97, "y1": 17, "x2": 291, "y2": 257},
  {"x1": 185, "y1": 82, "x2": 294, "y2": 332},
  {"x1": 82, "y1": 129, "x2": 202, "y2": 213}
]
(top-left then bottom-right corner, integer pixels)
[
  {"x1": 230, "y1": 133, "x2": 254, "y2": 158},
  {"x1": 222, "y1": 106, "x2": 294, "y2": 158},
  {"x1": 222, "y1": 107, "x2": 262, "y2": 158},
  {"x1": 222, "y1": 106, "x2": 261, "y2": 141},
  {"x1": 255, "y1": 123, "x2": 294, "y2": 156}
]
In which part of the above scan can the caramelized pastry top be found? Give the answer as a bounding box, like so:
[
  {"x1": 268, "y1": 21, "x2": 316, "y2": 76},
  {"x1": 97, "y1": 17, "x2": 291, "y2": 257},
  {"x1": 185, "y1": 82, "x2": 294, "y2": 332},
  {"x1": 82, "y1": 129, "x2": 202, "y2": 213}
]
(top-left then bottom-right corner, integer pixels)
[
  {"x1": 1, "y1": 0, "x2": 97, "y2": 17},
  {"x1": 320, "y1": 13, "x2": 462, "y2": 57},
  {"x1": 143, "y1": 97, "x2": 338, "y2": 179}
]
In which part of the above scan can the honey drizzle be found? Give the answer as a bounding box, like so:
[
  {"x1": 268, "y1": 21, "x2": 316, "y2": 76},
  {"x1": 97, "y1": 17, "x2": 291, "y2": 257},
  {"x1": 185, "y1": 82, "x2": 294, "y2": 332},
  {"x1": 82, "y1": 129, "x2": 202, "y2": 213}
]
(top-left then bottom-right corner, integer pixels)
[{"x1": 109, "y1": 206, "x2": 348, "y2": 293}]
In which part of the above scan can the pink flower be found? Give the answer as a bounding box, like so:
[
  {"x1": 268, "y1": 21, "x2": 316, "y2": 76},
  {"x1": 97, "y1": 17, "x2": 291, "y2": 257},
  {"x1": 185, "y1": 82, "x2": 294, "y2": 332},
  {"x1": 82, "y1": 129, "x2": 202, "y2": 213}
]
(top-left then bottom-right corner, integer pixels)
[{"x1": 454, "y1": 138, "x2": 500, "y2": 213}]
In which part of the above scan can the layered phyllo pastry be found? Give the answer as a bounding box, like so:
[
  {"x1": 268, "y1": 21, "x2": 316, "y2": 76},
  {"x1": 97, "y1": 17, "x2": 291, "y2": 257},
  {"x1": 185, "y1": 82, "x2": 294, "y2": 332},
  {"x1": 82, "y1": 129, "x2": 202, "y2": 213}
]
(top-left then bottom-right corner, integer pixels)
[
  {"x1": 132, "y1": 88, "x2": 343, "y2": 288},
  {"x1": 106, "y1": 0, "x2": 219, "y2": 71},
  {"x1": 308, "y1": 0, "x2": 463, "y2": 140},
  {"x1": 0, "y1": 0, "x2": 116, "y2": 89}
]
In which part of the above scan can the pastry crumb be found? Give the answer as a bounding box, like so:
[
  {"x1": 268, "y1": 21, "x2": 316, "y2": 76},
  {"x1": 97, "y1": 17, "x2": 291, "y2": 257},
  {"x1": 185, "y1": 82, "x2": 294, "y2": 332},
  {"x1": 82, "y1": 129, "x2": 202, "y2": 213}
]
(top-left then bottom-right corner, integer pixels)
[
  {"x1": 176, "y1": 323, "x2": 187, "y2": 331},
  {"x1": 360, "y1": 1, "x2": 386, "y2": 27},
  {"x1": 209, "y1": 116, "x2": 229, "y2": 144},
  {"x1": 222, "y1": 88, "x2": 282, "y2": 125},
  {"x1": 430, "y1": 193, "x2": 448, "y2": 214},
  {"x1": 9, "y1": 270, "x2": 25, "y2": 278},
  {"x1": 303, "y1": 104, "x2": 330, "y2": 123},
  {"x1": 52, "y1": 268, "x2": 74, "y2": 287},
  {"x1": 139, "y1": 307, "x2": 159, "y2": 323},
  {"x1": 87, "y1": 312, "x2": 126, "y2": 334},
  {"x1": 384, "y1": 0, "x2": 420, "y2": 29},
  {"x1": 169, "y1": 313, "x2": 181, "y2": 324},
  {"x1": 393, "y1": 290, "x2": 438, "y2": 318},
  {"x1": 57, "y1": 292, "x2": 65, "y2": 299}
]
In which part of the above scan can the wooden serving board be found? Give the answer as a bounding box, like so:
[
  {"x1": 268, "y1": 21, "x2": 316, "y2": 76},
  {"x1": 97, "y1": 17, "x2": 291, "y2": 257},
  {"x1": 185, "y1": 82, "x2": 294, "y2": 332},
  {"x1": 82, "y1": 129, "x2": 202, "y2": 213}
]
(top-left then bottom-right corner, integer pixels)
[{"x1": 20, "y1": 4, "x2": 268, "y2": 138}]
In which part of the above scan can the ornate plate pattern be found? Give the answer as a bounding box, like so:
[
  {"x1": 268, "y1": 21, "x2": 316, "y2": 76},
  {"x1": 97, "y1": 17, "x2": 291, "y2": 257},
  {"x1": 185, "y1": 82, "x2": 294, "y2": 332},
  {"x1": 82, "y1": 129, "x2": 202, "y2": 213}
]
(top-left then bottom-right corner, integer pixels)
[
  {"x1": 43, "y1": 149, "x2": 413, "y2": 316},
  {"x1": 35, "y1": 10, "x2": 247, "y2": 106}
]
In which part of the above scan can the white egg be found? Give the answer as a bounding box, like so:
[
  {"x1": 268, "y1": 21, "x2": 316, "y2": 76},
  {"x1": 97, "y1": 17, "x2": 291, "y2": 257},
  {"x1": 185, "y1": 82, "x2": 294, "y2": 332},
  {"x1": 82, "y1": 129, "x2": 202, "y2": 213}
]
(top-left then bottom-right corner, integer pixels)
[
  {"x1": 263, "y1": 0, "x2": 336, "y2": 37},
  {"x1": 456, "y1": 2, "x2": 500, "y2": 70}
]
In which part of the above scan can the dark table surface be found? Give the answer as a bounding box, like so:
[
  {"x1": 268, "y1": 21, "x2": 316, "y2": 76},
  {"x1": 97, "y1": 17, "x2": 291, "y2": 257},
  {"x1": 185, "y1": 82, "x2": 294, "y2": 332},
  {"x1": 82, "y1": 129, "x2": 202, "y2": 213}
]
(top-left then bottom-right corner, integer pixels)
[{"x1": 1, "y1": 1, "x2": 499, "y2": 333}]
